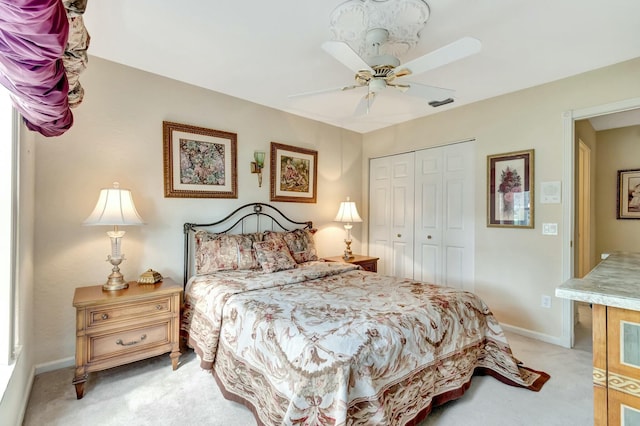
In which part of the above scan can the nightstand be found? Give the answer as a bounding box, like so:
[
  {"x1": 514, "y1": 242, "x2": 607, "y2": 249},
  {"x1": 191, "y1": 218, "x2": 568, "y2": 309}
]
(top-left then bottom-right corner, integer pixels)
[
  {"x1": 72, "y1": 277, "x2": 182, "y2": 399},
  {"x1": 324, "y1": 254, "x2": 379, "y2": 273}
]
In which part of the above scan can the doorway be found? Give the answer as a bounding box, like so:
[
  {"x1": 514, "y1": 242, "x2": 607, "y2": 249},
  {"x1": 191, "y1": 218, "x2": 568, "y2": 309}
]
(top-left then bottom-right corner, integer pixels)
[{"x1": 562, "y1": 96, "x2": 640, "y2": 348}]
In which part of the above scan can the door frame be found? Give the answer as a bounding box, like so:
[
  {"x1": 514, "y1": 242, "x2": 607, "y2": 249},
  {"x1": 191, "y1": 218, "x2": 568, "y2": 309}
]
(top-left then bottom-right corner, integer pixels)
[{"x1": 561, "y1": 96, "x2": 640, "y2": 348}]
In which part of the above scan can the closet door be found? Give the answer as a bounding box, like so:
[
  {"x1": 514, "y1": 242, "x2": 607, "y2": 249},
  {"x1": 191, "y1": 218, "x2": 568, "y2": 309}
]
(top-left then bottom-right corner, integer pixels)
[
  {"x1": 414, "y1": 142, "x2": 475, "y2": 291},
  {"x1": 369, "y1": 153, "x2": 414, "y2": 278}
]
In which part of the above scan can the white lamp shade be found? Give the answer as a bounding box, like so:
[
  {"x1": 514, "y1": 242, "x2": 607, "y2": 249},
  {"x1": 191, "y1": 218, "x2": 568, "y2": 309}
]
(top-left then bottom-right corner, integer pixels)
[
  {"x1": 334, "y1": 198, "x2": 363, "y2": 223},
  {"x1": 83, "y1": 182, "x2": 145, "y2": 226}
]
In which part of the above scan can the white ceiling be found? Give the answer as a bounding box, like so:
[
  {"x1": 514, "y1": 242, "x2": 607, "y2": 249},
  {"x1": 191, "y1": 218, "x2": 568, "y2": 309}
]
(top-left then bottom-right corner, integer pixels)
[{"x1": 83, "y1": 0, "x2": 640, "y2": 134}]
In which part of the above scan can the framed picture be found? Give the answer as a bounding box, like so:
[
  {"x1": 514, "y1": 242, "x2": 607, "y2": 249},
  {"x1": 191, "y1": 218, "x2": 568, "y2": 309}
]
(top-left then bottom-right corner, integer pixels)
[
  {"x1": 487, "y1": 149, "x2": 534, "y2": 228},
  {"x1": 617, "y1": 169, "x2": 640, "y2": 219},
  {"x1": 163, "y1": 121, "x2": 237, "y2": 198},
  {"x1": 270, "y1": 142, "x2": 317, "y2": 203}
]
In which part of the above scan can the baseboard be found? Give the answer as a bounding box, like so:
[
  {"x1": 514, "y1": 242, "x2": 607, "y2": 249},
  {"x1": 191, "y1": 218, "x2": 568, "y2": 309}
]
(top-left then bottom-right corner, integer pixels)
[
  {"x1": 34, "y1": 356, "x2": 74, "y2": 375},
  {"x1": 500, "y1": 322, "x2": 565, "y2": 347},
  {"x1": 16, "y1": 365, "x2": 35, "y2": 426}
]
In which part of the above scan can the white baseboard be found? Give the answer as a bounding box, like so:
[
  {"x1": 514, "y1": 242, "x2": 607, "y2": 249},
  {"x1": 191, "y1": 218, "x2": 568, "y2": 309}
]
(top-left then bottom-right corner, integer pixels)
[
  {"x1": 17, "y1": 366, "x2": 35, "y2": 426},
  {"x1": 34, "y1": 356, "x2": 74, "y2": 375},
  {"x1": 500, "y1": 322, "x2": 565, "y2": 347}
]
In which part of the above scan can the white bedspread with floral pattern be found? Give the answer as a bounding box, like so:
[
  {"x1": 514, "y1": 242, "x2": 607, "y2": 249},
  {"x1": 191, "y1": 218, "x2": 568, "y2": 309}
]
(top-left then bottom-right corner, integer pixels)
[{"x1": 181, "y1": 261, "x2": 548, "y2": 426}]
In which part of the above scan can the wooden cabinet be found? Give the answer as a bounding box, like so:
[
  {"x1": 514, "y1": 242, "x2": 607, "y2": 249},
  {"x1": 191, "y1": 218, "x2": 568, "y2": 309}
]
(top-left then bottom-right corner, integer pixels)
[
  {"x1": 593, "y1": 304, "x2": 640, "y2": 425},
  {"x1": 324, "y1": 254, "x2": 379, "y2": 273},
  {"x1": 72, "y1": 278, "x2": 182, "y2": 399}
]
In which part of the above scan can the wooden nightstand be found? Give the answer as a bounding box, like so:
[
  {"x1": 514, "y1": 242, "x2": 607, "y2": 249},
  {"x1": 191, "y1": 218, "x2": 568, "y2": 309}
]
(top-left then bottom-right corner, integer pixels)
[
  {"x1": 324, "y1": 254, "x2": 379, "y2": 273},
  {"x1": 72, "y1": 278, "x2": 182, "y2": 399}
]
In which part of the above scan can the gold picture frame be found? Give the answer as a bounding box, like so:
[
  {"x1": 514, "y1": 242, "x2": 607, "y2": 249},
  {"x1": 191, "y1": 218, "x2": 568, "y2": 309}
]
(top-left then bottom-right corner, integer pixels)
[
  {"x1": 487, "y1": 149, "x2": 534, "y2": 228},
  {"x1": 270, "y1": 142, "x2": 317, "y2": 203},
  {"x1": 163, "y1": 121, "x2": 237, "y2": 198}
]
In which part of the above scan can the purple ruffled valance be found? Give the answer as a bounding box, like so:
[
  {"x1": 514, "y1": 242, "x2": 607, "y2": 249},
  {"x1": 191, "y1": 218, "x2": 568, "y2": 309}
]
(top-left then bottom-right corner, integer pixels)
[{"x1": 0, "y1": 0, "x2": 89, "y2": 137}]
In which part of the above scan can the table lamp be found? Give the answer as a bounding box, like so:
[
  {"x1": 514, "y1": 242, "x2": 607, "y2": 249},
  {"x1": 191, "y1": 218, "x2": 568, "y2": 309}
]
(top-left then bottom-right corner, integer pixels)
[
  {"x1": 83, "y1": 182, "x2": 145, "y2": 290},
  {"x1": 334, "y1": 196, "x2": 362, "y2": 260}
]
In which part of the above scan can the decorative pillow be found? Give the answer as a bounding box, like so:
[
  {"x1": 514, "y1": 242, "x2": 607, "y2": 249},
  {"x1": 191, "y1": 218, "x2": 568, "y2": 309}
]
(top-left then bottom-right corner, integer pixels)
[
  {"x1": 265, "y1": 229, "x2": 318, "y2": 263},
  {"x1": 253, "y1": 238, "x2": 297, "y2": 273},
  {"x1": 194, "y1": 231, "x2": 263, "y2": 274}
]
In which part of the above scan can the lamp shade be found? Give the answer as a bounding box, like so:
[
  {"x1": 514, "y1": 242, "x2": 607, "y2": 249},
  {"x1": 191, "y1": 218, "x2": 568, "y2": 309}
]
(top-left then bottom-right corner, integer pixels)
[
  {"x1": 334, "y1": 197, "x2": 363, "y2": 223},
  {"x1": 83, "y1": 182, "x2": 145, "y2": 226}
]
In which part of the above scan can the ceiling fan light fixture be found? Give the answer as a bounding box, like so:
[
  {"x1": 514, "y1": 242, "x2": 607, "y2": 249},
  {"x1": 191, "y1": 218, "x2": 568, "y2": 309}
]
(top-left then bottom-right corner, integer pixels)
[{"x1": 369, "y1": 78, "x2": 386, "y2": 93}]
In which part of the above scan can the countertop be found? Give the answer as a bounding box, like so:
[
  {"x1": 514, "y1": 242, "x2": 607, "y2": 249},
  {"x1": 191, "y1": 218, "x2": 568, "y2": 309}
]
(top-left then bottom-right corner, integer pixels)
[{"x1": 555, "y1": 252, "x2": 640, "y2": 311}]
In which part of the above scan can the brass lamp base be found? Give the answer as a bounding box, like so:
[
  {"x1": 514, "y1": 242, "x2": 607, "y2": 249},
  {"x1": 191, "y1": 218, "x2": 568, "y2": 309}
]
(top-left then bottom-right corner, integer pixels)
[
  {"x1": 103, "y1": 255, "x2": 129, "y2": 291},
  {"x1": 343, "y1": 239, "x2": 354, "y2": 260}
]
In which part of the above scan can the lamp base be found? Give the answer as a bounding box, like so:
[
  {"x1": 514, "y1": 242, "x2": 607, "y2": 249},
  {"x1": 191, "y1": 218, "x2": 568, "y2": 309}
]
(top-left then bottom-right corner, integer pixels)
[
  {"x1": 103, "y1": 278, "x2": 129, "y2": 291},
  {"x1": 102, "y1": 255, "x2": 129, "y2": 291},
  {"x1": 343, "y1": 239, "x2": 354, "y2": 260}
]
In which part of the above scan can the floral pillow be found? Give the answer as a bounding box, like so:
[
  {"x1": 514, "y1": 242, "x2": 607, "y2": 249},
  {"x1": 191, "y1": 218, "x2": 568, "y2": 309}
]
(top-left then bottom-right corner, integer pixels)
[
  {"x1": 194, "y1": 231, "x2": 263, "y2": 274},
  {"x1": 253, "y1": 238, "x2": 297, "y2": 273},
  {"x1": 265, "y1": 229, "x2": 318, "y2": 263}
]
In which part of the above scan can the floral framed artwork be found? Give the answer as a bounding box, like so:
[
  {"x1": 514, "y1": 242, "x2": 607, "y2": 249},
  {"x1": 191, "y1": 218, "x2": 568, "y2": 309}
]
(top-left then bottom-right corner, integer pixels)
[
  {"x1": 487, "y1": 149, "x2": 534, "y2": 228},
  {"x1": 270, "y1": 142, "x2": 317, "y2": 203},
  {"x1": 162, "y1": 121, "x2": 237, "y2": 198},
  {"x1": 617, "y1": 169, "x2": 640, "y2": 219}
]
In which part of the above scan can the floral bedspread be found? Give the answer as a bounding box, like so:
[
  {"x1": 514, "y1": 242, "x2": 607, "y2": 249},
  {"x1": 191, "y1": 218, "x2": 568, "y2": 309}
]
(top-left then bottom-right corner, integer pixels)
[{"x1": 181, "y1": 261, "x2": 548, "y2": 426}]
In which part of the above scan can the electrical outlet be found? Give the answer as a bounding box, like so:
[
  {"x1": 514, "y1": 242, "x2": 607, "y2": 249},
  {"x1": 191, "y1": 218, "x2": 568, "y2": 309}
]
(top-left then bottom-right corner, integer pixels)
[{"x1": 541, "y1": 295, "x2": 552, "y2": 308}]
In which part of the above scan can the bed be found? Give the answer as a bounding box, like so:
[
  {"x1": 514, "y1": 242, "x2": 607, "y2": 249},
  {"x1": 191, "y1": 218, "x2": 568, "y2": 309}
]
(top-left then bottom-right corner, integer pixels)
[{"x1": 181, "y1": 203, "x2": 549, "y2": 425}]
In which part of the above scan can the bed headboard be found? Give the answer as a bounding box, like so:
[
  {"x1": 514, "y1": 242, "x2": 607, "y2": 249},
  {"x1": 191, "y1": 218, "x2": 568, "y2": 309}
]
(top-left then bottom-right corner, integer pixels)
[{"x1": 183, "y1": 202, "x2": 313, "y2": 286}]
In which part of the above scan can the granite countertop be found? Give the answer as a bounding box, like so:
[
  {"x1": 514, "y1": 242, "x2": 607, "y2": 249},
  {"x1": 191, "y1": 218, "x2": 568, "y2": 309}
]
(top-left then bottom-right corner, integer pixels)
[{"x1": 556, "y1": 252, "x2": 640, "y2": 311}]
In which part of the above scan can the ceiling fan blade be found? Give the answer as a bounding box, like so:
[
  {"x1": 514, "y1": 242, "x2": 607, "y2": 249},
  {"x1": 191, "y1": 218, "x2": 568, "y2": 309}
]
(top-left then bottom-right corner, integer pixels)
[
  {"x1": 322, "y1": 41, "x2": 373, "y2": 74},
  {"x1": 404, "y1": 82, "x2": 455, "y2": 101},
  {"x1": 393, "y1": 37, "x2": 481, "y2": 78},
  {"x1": 288, "y1": 84, "x2": 360, "y2": 99},
  {"x1": 354, "y1": 91, "x2": 376, "y2": 116}
]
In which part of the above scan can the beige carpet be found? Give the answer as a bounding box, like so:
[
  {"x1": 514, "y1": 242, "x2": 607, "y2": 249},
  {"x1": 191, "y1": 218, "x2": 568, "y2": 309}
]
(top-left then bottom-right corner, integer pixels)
[{"x1": 22, "y1": 329, "x2": 593, "y2": 426}]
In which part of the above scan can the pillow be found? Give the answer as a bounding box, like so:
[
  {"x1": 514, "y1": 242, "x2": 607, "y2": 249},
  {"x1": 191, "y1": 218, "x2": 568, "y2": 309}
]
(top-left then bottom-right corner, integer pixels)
[
  {"x1": 194, "y1": 231, "x2": 263, "y2": 274},
  {"x1": 264, "y1": 229, "x2": 318, "y2": 263},
  {"x1": 253, "y1": 238, "x2": 297, "y2": 273}
]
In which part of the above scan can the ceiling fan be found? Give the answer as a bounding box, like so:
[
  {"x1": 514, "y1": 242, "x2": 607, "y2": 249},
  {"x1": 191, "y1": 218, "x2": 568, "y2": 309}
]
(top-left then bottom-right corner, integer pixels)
[{"x1": 295, "y1": 28, "x2": 481, "y2": 114}]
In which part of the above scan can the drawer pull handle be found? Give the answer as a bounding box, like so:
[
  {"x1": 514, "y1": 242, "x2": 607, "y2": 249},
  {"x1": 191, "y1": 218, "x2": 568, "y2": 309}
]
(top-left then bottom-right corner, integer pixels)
[
  {"x1": 156, "y1": 305, "x2": 163, "y2": 310},
  {"x1": 115, "y1": 334, "x2": 147, "y2": 347},
  {"x1": 101, "y1": 314, "x2": 109, "y2": 320}
]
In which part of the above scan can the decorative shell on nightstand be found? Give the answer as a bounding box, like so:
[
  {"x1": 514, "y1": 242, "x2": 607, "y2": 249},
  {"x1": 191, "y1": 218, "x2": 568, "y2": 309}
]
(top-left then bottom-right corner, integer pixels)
[{"x1": 138, "y1": 269, "x2": 163, "y2": 284}]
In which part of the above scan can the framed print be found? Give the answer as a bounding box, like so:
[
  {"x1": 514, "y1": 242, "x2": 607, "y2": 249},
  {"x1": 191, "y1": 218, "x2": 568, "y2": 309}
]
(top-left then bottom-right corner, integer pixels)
[
  {"x1": 487, "y1": 149, "x2": 534, "y2": 228},
  {"x1": 617, "y1": 169, "x2": 640, "y2": 219},
  {"x1": 270, "y1": 142, "x2": 317, "y2": 203},
  {"x1": 163, "y1": 121, "x2": 237, "y2": 198}
]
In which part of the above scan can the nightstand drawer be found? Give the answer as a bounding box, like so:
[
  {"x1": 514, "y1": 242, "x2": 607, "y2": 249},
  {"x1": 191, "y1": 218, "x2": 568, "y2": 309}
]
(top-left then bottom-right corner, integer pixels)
[
  {"x1": 88, "y1": 322, "x2": 170, "y2": 362},
  {"x1": 87, "y1": 297, "x2": 170, "y2": 328}
]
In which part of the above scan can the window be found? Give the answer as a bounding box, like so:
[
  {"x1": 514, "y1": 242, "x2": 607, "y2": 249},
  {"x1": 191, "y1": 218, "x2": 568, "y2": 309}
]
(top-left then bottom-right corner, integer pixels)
[{"x1": 0, "y1": 86, "x2": 17, "y2": 366}]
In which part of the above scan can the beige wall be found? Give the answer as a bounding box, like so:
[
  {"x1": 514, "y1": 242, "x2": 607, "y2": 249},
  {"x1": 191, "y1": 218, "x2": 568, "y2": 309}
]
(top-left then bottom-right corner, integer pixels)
[
  {"x1": 32, "y1": 57, "x2": 363, "y2": 366},
  {"x1": 362, "y1": 57, "x2": 640, "y2": 340},
  {"x1": 595, "y1": 125, "x2": 640, "y2": 255}
]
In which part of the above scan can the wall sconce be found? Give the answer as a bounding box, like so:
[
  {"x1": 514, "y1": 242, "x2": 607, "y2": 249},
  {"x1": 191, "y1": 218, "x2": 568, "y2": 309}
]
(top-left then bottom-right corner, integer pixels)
[{"x1": 251, "y1": 151, "x2": 266, "y2": 187}]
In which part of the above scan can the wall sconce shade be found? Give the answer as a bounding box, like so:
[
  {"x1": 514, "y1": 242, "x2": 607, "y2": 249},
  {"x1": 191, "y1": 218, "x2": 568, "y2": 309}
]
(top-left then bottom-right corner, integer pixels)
[
  {"x1": 84, "y1": 182, "x2": 144, "y2": 291},
  {"x1": 251, "y1": 151, "x2": 266, "y2": 187},
  {"x1": 334, "y1": 197, "x2": 362, "y2": 260}
]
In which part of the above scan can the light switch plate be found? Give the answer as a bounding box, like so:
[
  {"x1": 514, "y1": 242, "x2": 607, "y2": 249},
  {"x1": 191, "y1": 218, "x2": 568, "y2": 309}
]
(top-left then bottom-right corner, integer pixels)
[{"x1": 542, "y1": 223, "x2": 558, "y2": 235}]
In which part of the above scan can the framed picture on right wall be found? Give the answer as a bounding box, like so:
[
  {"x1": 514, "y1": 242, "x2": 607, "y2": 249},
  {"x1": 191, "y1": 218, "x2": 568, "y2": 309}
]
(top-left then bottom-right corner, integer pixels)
[
  {"x1": 487, "y1": 149, "x2": 534, "y2": 228},
  {"x1": 617, "y1": 169, "x2": 640, "y2": 219}
]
